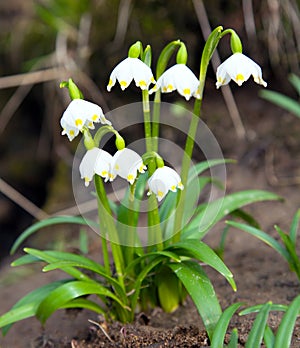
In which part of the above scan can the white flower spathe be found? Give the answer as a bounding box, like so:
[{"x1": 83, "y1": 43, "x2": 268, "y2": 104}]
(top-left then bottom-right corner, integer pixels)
[
  {"x1": 147, "y1": 166, "x2": 184, "y2": 201},
  {"x1": 79, "y1": 148, "x2": 113, "y2": 187},
  {"x1": 107, "y1": 57, "x2": 155, "y2": 92},
  {"x1": 216, "y1": 53, "x2": 267, "y2": 88},
  {"x1": 110, "y1": 148, "x2": 147, "y2": 184},
  {"x1": 60, "y1": 99, "x2": 111, "y2": 141},
  {"x1": 149, "y1": 64, "x2": 200, "y2": 100}
]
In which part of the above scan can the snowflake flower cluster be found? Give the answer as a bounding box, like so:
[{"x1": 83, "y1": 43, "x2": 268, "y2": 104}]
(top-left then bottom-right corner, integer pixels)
[{"x1": 60, "y1": 52, "x2": 266, "y2": 201}]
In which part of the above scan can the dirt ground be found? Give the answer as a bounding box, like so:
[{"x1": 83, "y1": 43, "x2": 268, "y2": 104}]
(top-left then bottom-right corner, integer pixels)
[{"x1": 0, "y1": 87, "x2": 300, "y2": 347}]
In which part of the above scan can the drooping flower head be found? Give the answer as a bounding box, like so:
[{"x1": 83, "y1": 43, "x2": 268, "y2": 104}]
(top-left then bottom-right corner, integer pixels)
[
  {"x1": 107, "y1": 57, "x2": 155, "y2": 92},
  {"x1": 147, "y1": 166, "x2": 184, "y2": 201},
  {"x1": 110, "y1": 148, "x2": 147, "y2": 184},
  {"x1": 61, "y1": 99, "x2": 111, "y2": 141},
  {"x1": 79, "y1": 147, "x2": 113, "y2": 187},
  {"x1": 216, "y1": 53, "x2": 267, "y2": 89},
  {"x1": 149, "y1": 64, "x2": 200, "y2": 101}
]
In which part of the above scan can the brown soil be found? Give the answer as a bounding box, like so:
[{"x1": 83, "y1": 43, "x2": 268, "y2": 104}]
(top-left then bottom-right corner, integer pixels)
[{"x1": 0, "y1": 88, "x2": 300, "y2": 347}]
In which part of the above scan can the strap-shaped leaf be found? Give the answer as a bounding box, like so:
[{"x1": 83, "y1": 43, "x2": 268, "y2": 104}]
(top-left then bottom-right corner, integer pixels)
[
  {"x1": 60, "y1": 298, "x2": 105, "y2": 314},
  {"x1": 167, "y1": 260, "x2": 222, "y2": 340},
  {"x1": 264, "y1": 325, "x2": 275, "y2": 348},
  {"x1": 260, "y1": 89, "x2": 300, "y2": 118},
  {"x1": 124, "y1": 250, "x2": 181, "y2": 275},
  {"x1": 42, "y1": 260, "x2": 127, "y2": 303},
  {"x1": 0, "y1": 279, "x2": 70, "y2": 334},
  {"x1": 210, "y1": 303, "x2": 243, "y2": 348},
  {"x1": 239, "y1": 303, "x2": 289, "y2": 316},
  {"x1": 289, "y1": 74, "x2": 300, "y2": 95},
  {"x1": 129, "y1": 256, "x2": 166, "y2": 314},
  {"x1": 227, "y1": 327, "x2": 239, "y2": 348},
  {"x1": 227, "y1": 221, "x2": 291, "y2": 263},
  {"x1": 289, "y1": 209, "x2": 300, "y2": 245},
  {"x1": 23, "y1": 248, "x2": 94, "y2": 282},
  {"x1": 10, "y1": 216, "x2": 98, "y2": 254},
  {"x1": 159, "y1": 159, "x2": 231, "y2": 223},
  {"x1": 182, "y1": 190, "x2": 282, "y2": 240},
  {"x1": 167, "y1": 240, "x2": 236, "y2": 290},
  {"x1": 245, "y1": 301, "x2": 272, "y2": 348},
  {"x1": 274, "y1": 294, "x2": 300, "y2": 348},
  {"x1": 36, "y1": 280, "x2": 129, "y2": 324},
  {"x1": 11, "y1": 254, "x2": 41, "y2": 267}
]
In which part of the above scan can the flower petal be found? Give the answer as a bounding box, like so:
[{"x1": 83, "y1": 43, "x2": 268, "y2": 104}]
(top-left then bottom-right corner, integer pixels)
[
  {"x1": 107, "y1": 57, "x2": 155, "y2": 91},
  {"x1": 110, "y1": 148, "x2": 146, "y2": 184},
  {"x1": 94, "y1": 150, "x2": 113, "y2": 182},
  {"x1": 60, "y1": 99, "x2": 110, "y2": 141},
  {"x1": 216, "y1": 53, "x2": 267, "y2": 88},
  {"x1": 79, "y1": 148, "x2": 100, "y2": 187},
  {"x1": 148, "y1": 166, "x2": 183, "y2": 201},
  {"x1": 149, "y1": 64, "x2": 200, "y2": 100}
]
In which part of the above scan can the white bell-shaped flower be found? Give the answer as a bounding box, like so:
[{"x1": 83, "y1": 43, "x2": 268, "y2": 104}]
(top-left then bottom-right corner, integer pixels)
[
  {"x1": 107, "y1": 57, "x2": 155, "y2": 92},
  {"x1": 79, "y1": 148, "x2": 113, "y2": 187},
  {"x1": 110, "y1": 148, "x2": 146, "y2": 184},
  {"x1": 94, "y1": 149, "x2": 114, "y2": 183},
  {"x1": 147, "y1": 166, "x2": 184, "y2": 201},
  {"x1": 79, "y1": 148, "x2": 100, "y2": 187},
  {"x1": 61, "y1": 99, "x2": 111, "y2": 141},
  {"x1": 216, "y1": 53, "x2": 267, "y2": 88},
  {"x1": 149, "y1": 64, "x2": 200, "y2": 100}
]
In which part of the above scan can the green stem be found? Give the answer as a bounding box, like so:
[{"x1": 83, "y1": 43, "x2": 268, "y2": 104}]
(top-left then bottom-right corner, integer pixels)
[
  {"x1": 141, "y1": 90, "x2": 163, "y2": 250},
  {"x1": 172, "y1": 100, "x2": 202, "y2": 243},
  {"x1": 123, "y1": 184, "x2": 138, "y2": 266},
  {"x1": 172, "y1": 99, "x2": 202, "y2": 243},
  {"x1": 152, "y1": 90, "x2": 161, "y2": 152},
  {"x1": 94, "y1": 175, "x2": 125, "y2": 288},
  {"x1": 142, "y1": 90, "x2": 152, "y2": 152},
  {"x1": 171, "y1": 27, "x2": 224, "y2": 243}
]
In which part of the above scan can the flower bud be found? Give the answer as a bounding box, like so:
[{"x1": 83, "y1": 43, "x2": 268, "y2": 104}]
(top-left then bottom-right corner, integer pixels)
[
  {"x1": 230, "y1": 30, "x2": 243, "y2": 54},
  {"x1": 83, "y1": 130, "x2": 96, "y2": 150},
  {"x1": 60, "y1": 78, "x2": 84, "y2": 100},
  {"x1": 128, "y1": 41, "x2": 142, "y2": 58},
  {"x1": 115, "y1": 134, "x2": 126, "y2": 150},
  {"x1": 176, "y1": 43, "x2": 188, "y2": 65}
]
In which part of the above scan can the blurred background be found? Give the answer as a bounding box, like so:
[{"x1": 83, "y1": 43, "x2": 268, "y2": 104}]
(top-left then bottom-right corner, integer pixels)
[{"x1": 0, "y1": 0, "x2": 299, "y2": 258}]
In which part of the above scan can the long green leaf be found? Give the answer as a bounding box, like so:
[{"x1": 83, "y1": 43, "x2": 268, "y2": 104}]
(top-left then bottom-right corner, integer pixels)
[
  {"x1": 226, "y1": 221, "x2": 291, "y2": 263},
  {"x1": 260, "y1": 89, "x2": 300, "y2": 118},
  {"x1": 227, "y1": 328, "x2": 239, "y2": 348},
  {"x1": 167, "y1": 240, "x2": 236, "y2": 290},
  {"x1": 130, "y1": 256, "x2": 166, "y2": 316},
  {"x1": 264, "y1": 325, "x2": 275, "y2": 348},
  {"x1": 23, "y1": 248, "x2": 94, "y2": 282},
  {"x1": 210, "y1": 302, "x2": 243, "y2": 348},
  {"x1": 60, "y1": 298, "x2": 105, "y2": 315},
  {"x1": 0, "y1": 279, "x2": 70, "y2": 334},
  {"x1": 42, "y1": 260, "x2": 127, "y2": 302},
  {"x1": 239, "y1": 303, "x2": 289, "y2": 316},
  {"x1": 124, "y1": 250, "x2": 181, "y2": 276},
  {"x1": 274, "y1": 294, "x2": 300, "y2": 348},
  {"x1": 275, "y1": 226, "x2": 300, "y2": 276},
  {"x1": 289, "y1": 209, "x2": 300, "y2": 246},
  {"x1": 289, "y1": 74, "x2": 300, "y2": 96},
  {"x1": 168, "y1": 261, "x2": 222, "y2": 340},
  {"x1": 36, "y1": 280, "x2": 129, "y2": 324},
  {"x1": 182, "y1": 190, "x2": 282, "y2": 240},
  {"x1": 10, "y1": 216, "x2": 98, "y2": 254},
  {"x1": 159, "y1": 159, "x2": 231, "y2": 223},
  {"x1": 11, "y1": 254, "x2": 41, "y2": 267},
  {"x1": 245, "y1": 301, "x2": 272, "y2": 348}
]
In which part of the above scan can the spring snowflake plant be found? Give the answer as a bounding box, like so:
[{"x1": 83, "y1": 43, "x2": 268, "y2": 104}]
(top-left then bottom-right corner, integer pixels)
[{"x1": 0, "y1": 27, "x2": 280, "y2": 340}]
